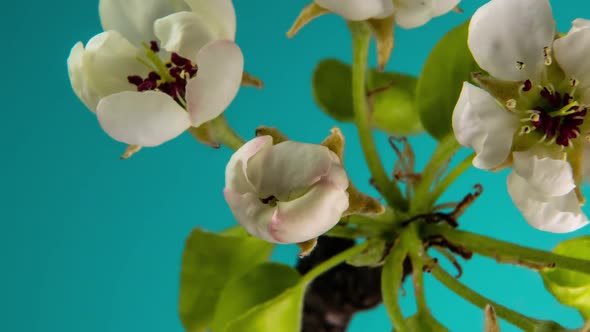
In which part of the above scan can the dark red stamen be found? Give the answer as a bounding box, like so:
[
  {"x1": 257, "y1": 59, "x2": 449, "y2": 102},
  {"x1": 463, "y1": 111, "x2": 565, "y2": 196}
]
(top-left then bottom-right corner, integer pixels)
[
  {"x1": 523, "y1": 80, "x2": 532, "y2": 92},
  {"x1": 127, "y1": 75, "x2": 143, "y2": 86},
  {"x1": 171, "y1": 52, "x2": 191, "y2": 66},
  {"x1": 150, "y1": 41, "x2": 160, "y2": 53},
  {"x1": 126, "y1": 51, "x2": 198, "y2": 105}
]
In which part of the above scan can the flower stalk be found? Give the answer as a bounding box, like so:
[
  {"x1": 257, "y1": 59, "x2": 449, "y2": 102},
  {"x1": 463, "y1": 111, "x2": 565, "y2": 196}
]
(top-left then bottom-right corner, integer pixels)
[
  {"x1": 349, "y1": 21, "x2": 407, "y2": 211},
  {"x1": 430, "y1": 264, "x2": 539, "y2": 331},
  {"x1": 209, "y1": 116, "x2": 244, "y2": 151},
  {"x1": 421, "y1": 224, "x2": 590, "y2": 275}
]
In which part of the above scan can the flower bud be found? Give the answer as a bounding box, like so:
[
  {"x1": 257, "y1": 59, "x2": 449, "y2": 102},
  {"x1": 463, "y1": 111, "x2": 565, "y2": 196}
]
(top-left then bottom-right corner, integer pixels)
[{"x1": 224, "y1": 136, "x2": 350, "y2": 243}]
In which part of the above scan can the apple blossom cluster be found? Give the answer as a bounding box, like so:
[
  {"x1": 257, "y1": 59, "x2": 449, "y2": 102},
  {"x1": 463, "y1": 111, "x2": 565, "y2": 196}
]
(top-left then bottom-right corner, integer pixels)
[
  {"x1": 452, "y1": 0, "x2": 590, "y2": 233},
  {"x1": 67, "y1": 0, "x2": 589, "y2": 247}
]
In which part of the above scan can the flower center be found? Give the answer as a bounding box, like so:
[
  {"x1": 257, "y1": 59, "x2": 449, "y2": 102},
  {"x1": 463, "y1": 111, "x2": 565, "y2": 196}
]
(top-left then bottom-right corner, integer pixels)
[
  {"x1": 260, "y1": 195, "x2": 278, "y2": 207},
  {"x1": 518, "y1": 80, "x2": 587, "y2": 147},
  {"x1": 127, "y1": 41, "x2": 198, "y2": 106}
]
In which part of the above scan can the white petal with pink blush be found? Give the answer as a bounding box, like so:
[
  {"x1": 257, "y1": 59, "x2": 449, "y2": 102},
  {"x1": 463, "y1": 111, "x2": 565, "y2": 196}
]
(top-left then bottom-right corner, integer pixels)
[{"x1": 224, "y1": 136, "x2": 350, "y2": 244}]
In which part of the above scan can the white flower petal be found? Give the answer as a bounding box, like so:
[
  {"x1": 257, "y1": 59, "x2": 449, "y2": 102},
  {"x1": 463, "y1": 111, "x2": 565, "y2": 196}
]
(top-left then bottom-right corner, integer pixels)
[
  {"x1": 394, "y1": 0, "x2": 439, "y2": 29},
  {"x1": 468, "y1": 0, "x2": 555, "y2": 81},
  {"x1": 99, "y1": 0, "x2": 189, "y2": 45},
  {"x1": 182, "y1": 0, "x2": 236, "y2": 40},
  {"x1": 569, "y1": 18, "x2": 590, "y2": 34},
  {"x1": 68, "y1": 42, "x2": 100, "y2": 113},
  {"x1": 67, "y1": 31, "x2": 147, "y2": 112},
  {"x1": 452, "y1": 83, "x2": 518, "y2": 169},
  {"x1": 554, "y1": 28, "x2": 590, "y2": 90},
  {"x1": 223, "y1": 189, "x2": 278, "y2": 243},
  {"x1": 271, "y1": 179, "x2": 350, "y2": 243},
  {"x1": 246, "y1": 141, "x2": 345, "y2": 201},
  {"x1": 154, "y1": 12, "x2": 217, "y2": 63},
  {"x1": 512, "y1": 151, "x2": 575, "y2": 197},
  {"x1": 97, "y1": 91, "x2": 191, "y2": 146},
  {"x1": 315, "y1": 0, "x2": 394, "y2": 21},
  {"x1": 186, "y1": 41, "x2": 244, "y2": 127},
  {"x1": 507, "y1": 172, "x2": 588, "y2": 233},
  {"x1": 225, "y1": 136, "x2": 273, "y2": 194}
]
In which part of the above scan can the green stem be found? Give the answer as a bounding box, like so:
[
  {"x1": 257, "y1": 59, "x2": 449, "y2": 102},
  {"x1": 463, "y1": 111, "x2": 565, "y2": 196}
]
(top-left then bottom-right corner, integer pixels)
[
  {"x1": 299, "y1": 241, "x2": 369, "y2": 285},
  {"x1": 428, "y1": 153, "x2": 475, "y2": 207},
  {"x1": 422, "y1": 225, "x2": 590, "y2": 275},
  {"x1": 405, "y1": 224, "x2": 429, "y2": 314},
  {"x1": 349, "y1": 21, "x2": 407, "y2": 211},
  {"x1": 411, "y1": 135, "x2": 460, "y2": 213},
  {"x1": 382, "y1": 238, "x2": 409, "y2": 331},
  {"x1": 210, "y1": 116, "x2": 245, "y2": 151},
  {"x1": 430, "y1": 265, "x2": 538, "y2": 331}
]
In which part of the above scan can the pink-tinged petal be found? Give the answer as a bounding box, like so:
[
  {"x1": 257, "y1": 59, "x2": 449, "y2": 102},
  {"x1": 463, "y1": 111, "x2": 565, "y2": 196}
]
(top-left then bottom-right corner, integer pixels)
[
  {"x1": 185, "y1": 41, "x2": 244, "y2": 127},
  {"x1": 99, "y1": 0, "x2": 189, "y2": 45},
  {"x1": 271, "y1": 179, "x2": 350, "y2": 243},
  {"x1": 223, "y1": 189, "x2": 278, "y2": 243},
  {"x1": 554, "y1": 28, "x2": 590, "y2": 91},
  {"x1": 154, "y1": 12, "x2": 217, "y2": 63},
  {"x1": 507, "y1": 172, "x2": 588, "y2": 233},
  {"x1": 67, "y1": 31, "x2": 147, "y2": 112},
  {"x1": 452, "y1": 83, "x2": 518, "y2": 169},
  {"x1": 225, "y1": 136, "x2": 274, "y2": 194},
  {"x1": 315, "y1": 0, "x2": 394, "y2": 21},
  {"x1": 97, "y1": 91, "x2": 191, "y2": 147},
  {"x1": 512, "y1": 151, "x2": 575, "y2": 198},
  {"x1": 182, "y1": 0, "x2": 236, "y2": 40},
  {"x1": 246, "y1": 141, "x2": 341, "y2": 201},
  {"x1": 468, "y1": 0, "x2": 555, "y2": 81}
]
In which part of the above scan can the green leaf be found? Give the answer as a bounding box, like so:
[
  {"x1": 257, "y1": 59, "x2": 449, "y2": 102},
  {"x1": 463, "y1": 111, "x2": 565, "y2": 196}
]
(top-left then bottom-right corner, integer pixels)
[
  {"x1": 541, "y1": 236, "x2": 590, "y2": 320},
  {"x1": 212, "y1": 263, "x2": 300, "y2": 331},
  {"x1": 212, "y1": 263, "x2": 304, "y2": 332},
  {"x1": 313, "y1": 59, "x2": 354, "y2": 122},
  {"x1": 312, "y1": 59, "x2": 422, "y2": 135},
  {"x1": 416, "y1": 20, "x2": 480, "y2": 140},
  {"x1": 367, "y1": 70, "x2": 423, "y2": 135},
  {"x1": 178, "y1": 228, "x2": 274, "y2": 332}
]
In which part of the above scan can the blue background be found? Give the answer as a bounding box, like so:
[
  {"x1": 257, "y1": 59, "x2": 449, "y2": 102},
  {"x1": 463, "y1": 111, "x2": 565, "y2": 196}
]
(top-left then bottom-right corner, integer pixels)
[{"x1": 2, "y1": 0, "x2": 590, "y2": 331}]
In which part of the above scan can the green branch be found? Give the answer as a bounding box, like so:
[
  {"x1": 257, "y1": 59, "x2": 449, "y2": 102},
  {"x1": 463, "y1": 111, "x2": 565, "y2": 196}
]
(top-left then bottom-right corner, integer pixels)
[
  {"x1": 349, "y1": 21, "x2": 407, "y2": 211},
  {"x1": 382, "y1": 238, "x2": 409, "y2": 331},
  {"x1": 422, "y1": 225, "x2": 590, "y2": 275},
  {"x1": 430, "y1": 265, "x2": 539, "y2": 331},
  {"x1": 411, "y1": 135, "x2": 460, "y2": 213},
  {"x1": 299, "y1": 241, "x2": 369, "y2": 285}
]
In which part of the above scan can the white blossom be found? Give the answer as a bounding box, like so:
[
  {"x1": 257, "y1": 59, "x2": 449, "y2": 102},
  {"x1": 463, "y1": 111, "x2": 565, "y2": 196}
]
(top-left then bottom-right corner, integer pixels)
[
  {"x1": 315, "y1": 0, "x2": 460, "y2": 28},
  {"x1": 224, "y1": 136, "x2": 350, "y2": 244},
  {"x1": 67, "y1": 0, "x2": 243, "y2": 147},
  {"x1": 452, "y1": 0, "x2": 589, "y2": 232}
]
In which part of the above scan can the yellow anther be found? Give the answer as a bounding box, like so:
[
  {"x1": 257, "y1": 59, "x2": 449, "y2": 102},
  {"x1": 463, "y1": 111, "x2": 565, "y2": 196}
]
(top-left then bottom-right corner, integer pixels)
[
  {"x1": 530, "y1": 113, "x2": 540, "y2": 122},
  {"x1": 543, "y1": 46, "x2": 552, "y2": 66},
  {"x1": 519, "y1": 125, "x2": 532, "y2": 135},
  {"x1": 506, "y1": 99, "x2": 517, "y2": 109}
]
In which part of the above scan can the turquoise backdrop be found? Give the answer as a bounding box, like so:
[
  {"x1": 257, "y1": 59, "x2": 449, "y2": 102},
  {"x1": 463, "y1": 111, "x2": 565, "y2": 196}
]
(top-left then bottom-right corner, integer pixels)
[{"x1": 2, "y1": 0, "x2": 590, "y2": 331}]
